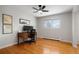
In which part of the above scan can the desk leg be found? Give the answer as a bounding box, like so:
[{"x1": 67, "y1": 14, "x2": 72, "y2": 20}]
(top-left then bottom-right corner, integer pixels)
[{"x1": 18, "y1": 38, "x2": 19, "y2": 45}]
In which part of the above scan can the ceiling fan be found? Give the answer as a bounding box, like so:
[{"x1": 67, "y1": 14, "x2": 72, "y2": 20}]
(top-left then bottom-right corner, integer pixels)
[{"x1": 33, "y1": 5, "x2": 49, "y2": 13}]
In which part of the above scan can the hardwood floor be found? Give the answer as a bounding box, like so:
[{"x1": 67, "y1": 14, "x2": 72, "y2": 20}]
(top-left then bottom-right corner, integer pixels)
[{"x1": 0, "y1": 38, "x2": 79, "y2": 54}]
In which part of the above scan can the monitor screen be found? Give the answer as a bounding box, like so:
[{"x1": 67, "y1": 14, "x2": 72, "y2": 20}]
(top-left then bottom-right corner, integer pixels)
[{"x1": 23, "y1": 26, "x2": 33, "y2": 31}]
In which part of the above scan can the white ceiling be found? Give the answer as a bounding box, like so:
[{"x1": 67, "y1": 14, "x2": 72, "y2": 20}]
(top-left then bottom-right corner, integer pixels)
[
  {"x1": 32, "y1": 5, "x2": 73, "y2": 17},
  {"x1": 0, "y1": 5, "x2": 73, "y2": 17}
]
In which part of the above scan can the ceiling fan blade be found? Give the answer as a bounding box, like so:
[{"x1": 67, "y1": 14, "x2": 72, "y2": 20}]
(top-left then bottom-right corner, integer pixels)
[
  {"x1": 42, "y1": 6, "x2": 46, "y2": 9},
  {"x1": 42, "y1": 10, "x2": 49, "y2": 12},
  {"x1": 33, "y1": 7, "x2": 39, "y2": 10},
  {"x1": 33, "y1": 10, "x2": 38, "y2": 13}
]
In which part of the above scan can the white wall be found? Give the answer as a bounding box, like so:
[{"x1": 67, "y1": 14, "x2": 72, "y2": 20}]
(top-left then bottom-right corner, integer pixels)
[
  {"x1": 72, "y1": 6, "x2": 79, "y2": 47},
  {"x1": 36, "y1": 12, "x2": 72, "y2": 42},
  {"x1": 0, "y1": 5, "x2": 36, "y2": 48}
]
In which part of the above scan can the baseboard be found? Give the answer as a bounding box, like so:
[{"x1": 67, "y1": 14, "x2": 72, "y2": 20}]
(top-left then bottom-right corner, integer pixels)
[
  {"x1": 40, "y1": 37, "x2": 59, "y2": 40},
  {"x1": 0, "y1": 42, "x2": 17, "y2": 49},
  {"x1": 43, "y1": 38, "x2": 59, "y2": 41},
  {"x1": 39, "y1": 37, "x2": 72, "y2": 44},
  {"x1": 59, "y1": 40, "x2": 72, "y2": 44},
  {"x1": 72, "y1": 44, "x2": 78, "y2": 48}
]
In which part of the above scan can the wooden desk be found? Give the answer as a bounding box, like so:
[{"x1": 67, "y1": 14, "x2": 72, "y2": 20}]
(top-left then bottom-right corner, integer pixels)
[
  {"x1": 17, "y1": 32, "x2": 29, "y2": 44},
  {"x1": 17, "y1": 32, "x2": 37, "y2": 44}
]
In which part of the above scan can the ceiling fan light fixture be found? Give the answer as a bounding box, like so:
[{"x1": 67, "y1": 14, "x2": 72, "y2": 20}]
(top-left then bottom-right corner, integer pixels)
[
  {"x1": 38, "y1": 10, "x2": 42, "y2": 13},
  {"x1": 38, "y1": 10, "x2": 42, "y2": 14},
  {"x1": 33, "y1": 5, "x2": 49, "y2": 13}
]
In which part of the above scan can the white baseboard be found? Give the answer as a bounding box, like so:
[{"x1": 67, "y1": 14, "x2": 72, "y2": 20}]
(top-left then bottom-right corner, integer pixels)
[
  {"x1": 0, "y1": 42, "x2": 17, "y2": 49},
  {"x1": 39, "y1": 37, "x2": 60, "y2": 40},
  {"x1": 72, "y1": 44, "x2": 78, "y2": 48},
  {"x1": 60, "y1": 40, "x2": 72, "y2": 43},
  {"x1": 41, "y1": 37, "x2": 72, "y2": 43},
  {"x1": 48, "y1": 38, "x2": 60, "y2": 40}
]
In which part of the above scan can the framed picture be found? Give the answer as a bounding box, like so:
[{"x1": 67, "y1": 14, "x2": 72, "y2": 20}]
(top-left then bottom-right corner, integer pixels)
[
  {"x1": 2, "y1": 14, "x2": 13, "y2": 34},
  {"x1": 3, "y1": 14, "x2": 12, "y2": 25},
  {"x1": 3, "y1": 25, "x2": 12, "y2": 34},
  {"x1": 19, "y1": 19, "x2": 30, "y2": 25}
]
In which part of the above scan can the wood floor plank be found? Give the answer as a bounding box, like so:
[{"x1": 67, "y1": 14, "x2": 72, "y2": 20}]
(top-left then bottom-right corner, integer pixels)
[{"x1": 0, "y1": 38, "x2": 79, "y2": 54}]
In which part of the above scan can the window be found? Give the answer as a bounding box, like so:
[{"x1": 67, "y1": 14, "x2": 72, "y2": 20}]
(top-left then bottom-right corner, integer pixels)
[{"x1": 44, "y1": 19, "x2": 60, "y2": 29}]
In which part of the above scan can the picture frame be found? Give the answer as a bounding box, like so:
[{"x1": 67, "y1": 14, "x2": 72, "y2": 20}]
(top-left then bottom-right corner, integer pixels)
[
  {"x1": 3, "y1": 25, "x2": 12, "y2": 34},
  {"x1": 19, "y1": 19, "x2": 30, "y2": 25},
  {"x1": 2, "y1": 14, "x2": 13, "y2": 34}
]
